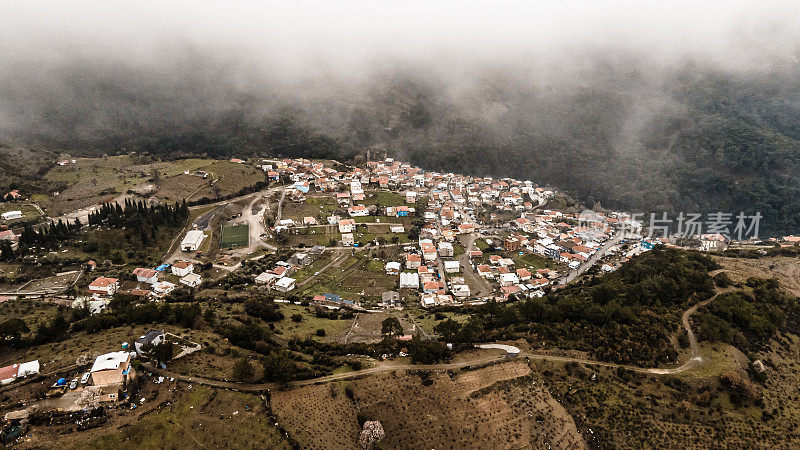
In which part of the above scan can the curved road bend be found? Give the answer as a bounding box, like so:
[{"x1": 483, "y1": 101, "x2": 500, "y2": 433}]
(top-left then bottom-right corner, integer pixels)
[{"x1": 148, "y1": 280, "x2": 728, "y2": 391}]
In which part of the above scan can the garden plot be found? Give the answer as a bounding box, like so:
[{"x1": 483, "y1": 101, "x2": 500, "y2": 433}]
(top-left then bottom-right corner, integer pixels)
[
  {"x1": 344, "y1": 311, "x2": 415, "y2": 344},
  {"x1": 299, "y1": 256, "x2": 398, "y2": 300},
  {"x1": 337, "y1": 264, "x2": 398, "y2": 298},
  {"x1": 280, "y1": 196, "x2": 340, "y2": 223},
  {"x1": 10, "y1": 270, "x2": 82, "y2": 295}
]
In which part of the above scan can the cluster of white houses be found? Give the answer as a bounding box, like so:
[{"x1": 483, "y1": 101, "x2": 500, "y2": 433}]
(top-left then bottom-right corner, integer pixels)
[
  {"x1": 253, "y1": 247, "x2": 325, "y2": 293},
  {"x1": 84, "y1": 260, "x2": 201, "y2": 306},
  {"x1": 246, "y1": 157, "x2": 636, "y2": 307},
  {"x1": 78, "y1": 156, "x2": 649, "y2": 312}
]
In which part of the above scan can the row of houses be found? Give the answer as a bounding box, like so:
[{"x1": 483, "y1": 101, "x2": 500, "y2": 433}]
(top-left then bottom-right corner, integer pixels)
[
  {"x1": 254, "y1": 250, "x2": 325, "y2": 292},
  {"x1": 85, "y1": 260, "x2": 201, "y2": 302}
]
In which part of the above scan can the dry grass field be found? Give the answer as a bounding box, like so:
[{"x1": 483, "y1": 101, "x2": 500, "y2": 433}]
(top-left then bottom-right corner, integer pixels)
[
  {"x1": 37, "y1": 157, "x2": 265, "y2": 215},
  {"x1": 271, "y1": 304, "x2": 355, "y2": 343},
  {"x1": 270, "y1": 360, "x2": 585, "y2": 449},
  {"x1": 43, "y1": 156, "x2": 139, "y2": 215},
  {"x1": 153, "y1": 173, "x2": 208, "y2": 201},
  {"x1": 17, "y1": 384, "x2": 289, "y2": 449},
  {"x1": 715, "y1": 254, "x2": 800, "y2": 296}
]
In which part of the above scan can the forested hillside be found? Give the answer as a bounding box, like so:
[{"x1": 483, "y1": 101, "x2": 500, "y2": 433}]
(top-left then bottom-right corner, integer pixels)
[
  {"x1": 3, "y1": 58, "x2": 800, "y2": 235},
  {"x1": 436, "y1": 247, "x2": 718, "y2": 367}
]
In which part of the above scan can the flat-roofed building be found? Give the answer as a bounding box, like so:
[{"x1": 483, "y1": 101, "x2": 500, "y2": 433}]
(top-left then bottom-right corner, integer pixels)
[{"x1": 181, "y1": 230, "x2": 205, "y2": 251}]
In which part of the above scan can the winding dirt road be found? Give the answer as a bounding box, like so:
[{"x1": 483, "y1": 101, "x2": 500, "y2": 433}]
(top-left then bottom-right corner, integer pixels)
[{"x1": 149, "y1": 277, "x2": 729, "y2": 391}]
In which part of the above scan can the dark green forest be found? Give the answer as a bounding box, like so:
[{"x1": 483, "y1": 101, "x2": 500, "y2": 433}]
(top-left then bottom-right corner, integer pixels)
[
  {"x1": 696, "y1": 277, "x2": 799, "y2": 352},
  {"x1": 436, "y1": 247, "x2": 718, "y2": 367}
]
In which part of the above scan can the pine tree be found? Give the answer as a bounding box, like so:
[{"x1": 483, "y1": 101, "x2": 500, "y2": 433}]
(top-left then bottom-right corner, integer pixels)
[
  {"x1": 0, "y1": 241, "x2": 14, "y2": 261},
  {"x1": 21, "y1": 224, "x2": 36, "y2": 246}
]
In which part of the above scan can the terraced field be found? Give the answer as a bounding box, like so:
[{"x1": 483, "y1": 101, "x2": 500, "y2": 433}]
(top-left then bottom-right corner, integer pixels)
[{"x1": 270, "y1": 360, "x2": 584, "y2": 449}]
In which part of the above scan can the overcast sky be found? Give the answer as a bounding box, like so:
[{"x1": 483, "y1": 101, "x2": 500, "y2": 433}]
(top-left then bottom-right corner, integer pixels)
[{"x1": 2, "y1": 0, "x2": 798, "y2": 78}]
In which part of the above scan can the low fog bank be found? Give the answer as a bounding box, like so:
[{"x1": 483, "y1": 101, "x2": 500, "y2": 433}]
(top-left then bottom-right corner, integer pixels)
[{"x1": 2, "y1": 1, "x2": 800, "y2": 234}]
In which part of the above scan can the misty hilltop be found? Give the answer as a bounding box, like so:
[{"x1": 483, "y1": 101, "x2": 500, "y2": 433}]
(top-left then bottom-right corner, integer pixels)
[
  {"x1": 2, "y1": 1, "x2": 800, "y2": 235},
  {"x1": 3, "y1": 53, "x2": 800, "y2": 235}
]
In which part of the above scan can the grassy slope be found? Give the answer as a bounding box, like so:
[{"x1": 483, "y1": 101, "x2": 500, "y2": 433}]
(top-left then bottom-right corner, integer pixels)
[{"x1": 76, "y1": 386, "x2": 289, "y2": 449}]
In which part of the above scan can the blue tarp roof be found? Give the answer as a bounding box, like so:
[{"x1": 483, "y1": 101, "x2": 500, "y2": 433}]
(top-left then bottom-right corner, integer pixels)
[
  {"x1": 155, "y1": 264, "x2": 170, "y2": 272},
  {"x1": 323, "y1": 293, "x2": 354, "y2": 305}
]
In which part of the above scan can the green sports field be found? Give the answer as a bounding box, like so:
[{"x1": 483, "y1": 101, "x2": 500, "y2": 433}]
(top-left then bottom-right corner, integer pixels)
[{"x1": 220, "y1": 223, "x2": 249, "y2": 249}]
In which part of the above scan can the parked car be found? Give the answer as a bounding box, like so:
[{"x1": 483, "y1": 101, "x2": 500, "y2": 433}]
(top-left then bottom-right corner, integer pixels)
[
  {"x1": 68, "y1": 378, "x2": 78, "y2": 390},
  {"x1": 80, "y1": 372, "x2": 90, "y2": 384}
]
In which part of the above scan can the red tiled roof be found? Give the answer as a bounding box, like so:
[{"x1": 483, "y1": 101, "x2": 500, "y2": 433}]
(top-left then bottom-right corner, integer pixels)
[
  {"x1": 133, "y1": 268, "x2": 157, "y2": 278},
  {"x1": 89, "y1": 277, "x2": 118, "y2": 288},
  {"x1": 0, "y1": 364, "x2": 18, "y2": 380}
]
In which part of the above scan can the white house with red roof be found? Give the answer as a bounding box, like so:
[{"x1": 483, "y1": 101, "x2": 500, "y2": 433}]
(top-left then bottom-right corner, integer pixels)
[
  {"x1": 405, "y1": 254, "x2": 422, "y2": 269},
  {"x1": 348, "y1": 205, "x2": 369, "y2": 217},
  {"x1": 0, "y1": 230, "x2": 17, "y2": 242},
  {"x1": 171, "y1": 261, "x2": 194, "y2": 277},
  {"x1": 133, "y1": 268, "x2": 158, "y2": 284},
  {"x1": 338, "y1": 219, "x2": 356, "y2": 233},
  {"x1": 88, "y1": 277, "x2": 119, "y2": 296}
]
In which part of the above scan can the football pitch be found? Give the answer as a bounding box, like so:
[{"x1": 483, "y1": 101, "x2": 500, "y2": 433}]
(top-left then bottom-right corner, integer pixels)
[{"x1": 220, "y1": 223, "x2": 250, "y2": 249}]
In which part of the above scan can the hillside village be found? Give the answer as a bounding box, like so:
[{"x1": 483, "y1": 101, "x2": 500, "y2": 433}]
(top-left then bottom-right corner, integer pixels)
[
  {"x1": 64, "y1": 157, "x2": 657, "y2": 312},
  {"x1": 0, "y1": 154, "x2": 789, "y2": 447},
  {"x1": 0, "y1": 156, "x2": 650, "y2": 390},
  {"x1": 256, "y1": 157, "x2": 659, "y2": 307}
]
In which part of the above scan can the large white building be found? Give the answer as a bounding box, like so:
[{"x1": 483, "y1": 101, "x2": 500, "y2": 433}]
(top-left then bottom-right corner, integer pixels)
[
  {"x1": 181, "y1": 230, "x2": 205, "y2": 251},
  {"x1": 1, "y1": 211, "x2": 22, "y2": 221},
  {"x1": 400, "y1": 272, "x2": 420, "y2": 289}
]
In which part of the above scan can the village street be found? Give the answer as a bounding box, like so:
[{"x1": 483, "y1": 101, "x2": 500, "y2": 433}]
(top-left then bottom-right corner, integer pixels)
[
  {"x1": 558, "y1": 232, "x2": 625, "y2": 285},
  {"x1": 458, "y1": 233, "x2": 493, "y2": 297}
]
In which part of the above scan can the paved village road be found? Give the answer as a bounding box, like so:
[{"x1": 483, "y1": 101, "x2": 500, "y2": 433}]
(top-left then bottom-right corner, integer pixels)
[
  {"x1": 558, "y1": 232, "x2": 625, "y2": 285},
  {"x1": 458, "y1": 233, "x2": 493, "y2": 297}
]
